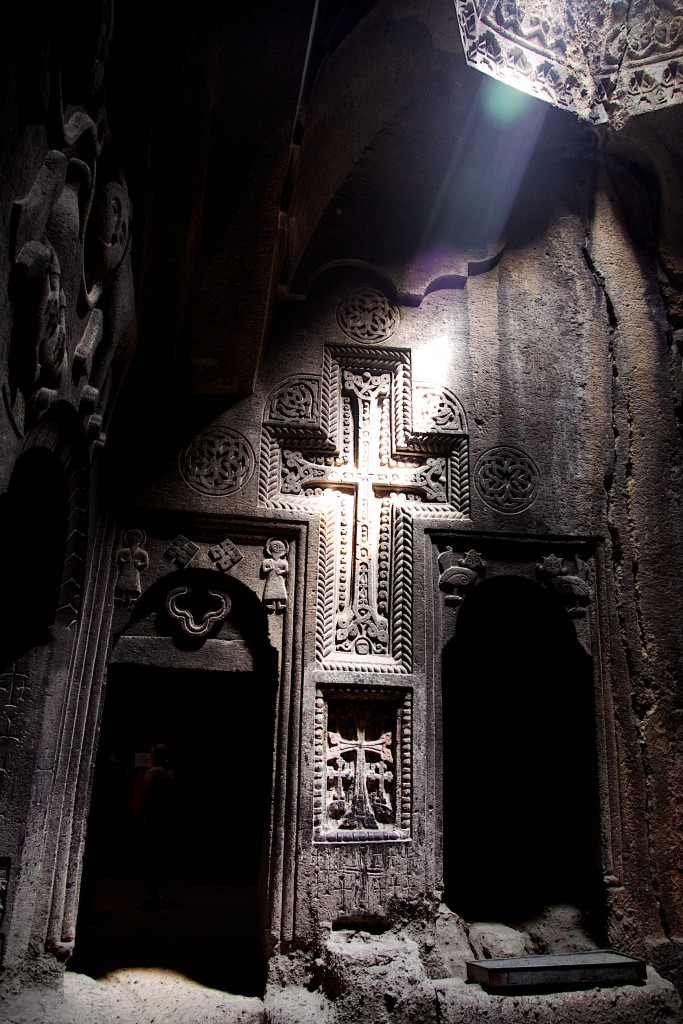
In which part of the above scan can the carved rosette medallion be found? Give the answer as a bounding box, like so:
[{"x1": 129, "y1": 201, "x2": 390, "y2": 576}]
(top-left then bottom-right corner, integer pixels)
[
  {"x1": 336, "y1": 288, "x2": 399, "y2": 344},
  {"x1": 475, "y1": 445, "x2": 539, "y2": 513},
  {"x1": 180, "y1": 427, "x2": 254, "y2": 496}
]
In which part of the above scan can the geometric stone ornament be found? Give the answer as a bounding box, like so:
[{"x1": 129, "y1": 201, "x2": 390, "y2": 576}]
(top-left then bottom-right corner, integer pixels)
[
  {"x1": 336, "y1": 288, "x2": 399, "y2": 344},
  {"x1": 163, "y1": 534, "x2": 243, "y2": 572},
  {"x1": 314, "y1": 689, "x2": 412, "y2": 843},
  {"x1": 260, "y1": 345, "x2": 469, "y2": 671},
  {"x1": 179, "y1": 426, "x2": 255, "y2": 496},
  {"x1": 474, "y1": 445, "x2": 539, "y2": 513},
  {"x1": 454, "y1": 0, "x2": 683, "y2": 126}
]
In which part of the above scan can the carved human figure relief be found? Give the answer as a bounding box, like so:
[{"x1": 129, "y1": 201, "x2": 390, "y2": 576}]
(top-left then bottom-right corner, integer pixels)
[
  {"x1": 115, "y1": 529, "x2": 148, "y2": 605},
  {"x1": 261, "y1": 538, "x2": 289, "y2": 613}
]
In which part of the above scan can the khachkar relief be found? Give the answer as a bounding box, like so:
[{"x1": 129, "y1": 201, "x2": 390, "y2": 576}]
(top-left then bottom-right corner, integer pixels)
[
  {"x1": 180, "y1": 427, "x2": 255, "y2": 496},
  {"x1": 315, "y1": 691, "x2": 412, "y2": 842},
  {"x1": 474, "y1": 445, "x2": 539, "y2": 513},
  {"x1": 260, "y1": 347, "x2": 469, "y2": 671},
  {"x1": 455, "y1": 0, "x2": 683, "y2": 124}
]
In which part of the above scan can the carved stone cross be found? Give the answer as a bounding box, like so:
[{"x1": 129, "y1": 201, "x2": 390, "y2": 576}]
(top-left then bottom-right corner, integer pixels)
[
  {"x1": 328, "y1": 721, "x2": 393, "y2": 830},
  {"x1": 261, "y1": 346, "x2": 468, "y2": 669}
]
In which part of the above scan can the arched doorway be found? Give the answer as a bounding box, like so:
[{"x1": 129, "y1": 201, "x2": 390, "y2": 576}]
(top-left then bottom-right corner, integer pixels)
[
  {"x1": 70, "y1": 593, "x2": 277, "y2": 995},
  {"x1": 442, "y1": 575, "x2": 602, "y2": 929}
]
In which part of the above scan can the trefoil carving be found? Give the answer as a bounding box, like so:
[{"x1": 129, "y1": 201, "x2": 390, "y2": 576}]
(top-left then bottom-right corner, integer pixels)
[{"x1": 165, "y1": 585, "x2": 230, "y2": 637}]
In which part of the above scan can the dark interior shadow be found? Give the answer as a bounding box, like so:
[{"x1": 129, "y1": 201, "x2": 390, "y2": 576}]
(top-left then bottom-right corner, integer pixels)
[
  {"x1": 442, "y1": 575, "x2": 603, "y2": 931},
  {"x1": 69, "y1": 664, "x2": 276, "y2": 995}
]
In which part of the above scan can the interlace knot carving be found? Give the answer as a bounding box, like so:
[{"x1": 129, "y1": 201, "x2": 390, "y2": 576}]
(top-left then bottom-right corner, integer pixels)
[
  {"x1": 475, "y1": 445, "x2": 539, "y2": 512},
  {"x1": 336, "y1": 289, "x2": 399, "y2": 343},
  {"x1": 180, "y1": 426, "x2": 254, "y2": 495},
  {"x1": 271, "y1": 382, "x2": 316, "y2": 420},
  {"x1": 327, "y1": 715, "x2": 394, "y2": 830}
]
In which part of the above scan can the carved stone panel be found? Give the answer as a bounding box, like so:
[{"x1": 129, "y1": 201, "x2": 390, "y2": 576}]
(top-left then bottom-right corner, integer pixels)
[
  {"x1": 261, "y1": 346, "x2": 469, "y2": 671},
  {"x1": 314, "y1": 689, "x2": 411, "y2": 842}
]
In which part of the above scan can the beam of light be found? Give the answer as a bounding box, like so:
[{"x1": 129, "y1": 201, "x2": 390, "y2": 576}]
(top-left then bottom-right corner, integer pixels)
[{"x1": 412, "y1": 74, "x2": 548, "y2": 289}]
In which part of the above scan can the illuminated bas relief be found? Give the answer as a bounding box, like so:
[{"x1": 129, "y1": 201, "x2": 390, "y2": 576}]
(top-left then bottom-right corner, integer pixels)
[
  {"x1": 454, "y1": 0, "x2": 683, "y2": 124},
  {"x1": 314, "y1": 691, "x2": 412, "y2": 841},
  {"x1": 260, "y1": 345, "x2": 468, "y2": 671}
]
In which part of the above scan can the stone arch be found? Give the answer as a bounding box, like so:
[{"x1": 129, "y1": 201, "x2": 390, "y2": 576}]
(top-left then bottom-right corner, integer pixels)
[{"x1": 441, "y1": 574, "x2": 603, "y2": 930}]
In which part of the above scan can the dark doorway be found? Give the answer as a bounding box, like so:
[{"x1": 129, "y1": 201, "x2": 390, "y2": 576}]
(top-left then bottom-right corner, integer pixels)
[
  {"x1": 69, "y1": 665, "x2": 276, "y2": 995},
  {"x1": 442, "y1": 575, "x2": 602, "y2": 927}
]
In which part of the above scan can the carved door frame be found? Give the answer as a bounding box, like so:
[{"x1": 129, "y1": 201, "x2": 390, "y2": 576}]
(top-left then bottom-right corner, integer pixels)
[{"x1": 425, "y1": 529, "x2": 626, "y2": 929}]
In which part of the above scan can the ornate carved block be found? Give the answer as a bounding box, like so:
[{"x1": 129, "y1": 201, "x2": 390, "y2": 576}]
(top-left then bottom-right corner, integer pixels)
[
  {"x1": 164, "y1": 534, "x2": 200, "y2": 568},
  {"x1": 261, "y1": 346, "x2": 469, "y2": 671},
  {"x1": 474, "y1": 445, "x2": 539, "y2": 513},
  {"x1": 455, "y1": 0, "x2": 683, "y2": 124},
  {"x1": 180, "y1": 427, "x2": 255, "y2": 496},
  {"x1": 207, "y1": 537, "x2": 244, "y2": 573},
  {"x1": 164, "y1": 535, "x2": 243, "y2": 573},
  {"x1": 314, "y1": 689, "x2": 411, "y2": 842}
]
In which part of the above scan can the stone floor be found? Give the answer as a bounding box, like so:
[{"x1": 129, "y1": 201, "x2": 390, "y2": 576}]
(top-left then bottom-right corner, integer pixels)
[{"x1": 1, "y1": 876, "x2": 681, "y2": 1024}]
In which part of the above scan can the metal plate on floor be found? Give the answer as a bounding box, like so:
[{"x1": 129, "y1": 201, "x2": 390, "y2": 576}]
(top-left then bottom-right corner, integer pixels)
[{"x1": 466, "y1": 950, "x2": 647, "y2": 992}]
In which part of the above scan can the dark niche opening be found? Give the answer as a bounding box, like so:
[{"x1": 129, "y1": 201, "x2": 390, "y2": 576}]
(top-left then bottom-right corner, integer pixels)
[
  {"x1": 70, "y1": 663, "x2": 276, "y2": 996},
  {"x1": 441, "y1": 575, "x2": 603, "y2": 931},
  {"x1": 0, "y1": 447, "x2": 70, "y2": 664}
]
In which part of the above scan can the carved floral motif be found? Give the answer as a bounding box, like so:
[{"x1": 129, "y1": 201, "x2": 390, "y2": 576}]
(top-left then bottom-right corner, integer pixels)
[
  {"x1": 336, "y1": 289, "x2": 399, "y2": 344},
  {"x1": 180, "y1": 427, "x2": 254, "y2": 496},
  {"x1": 474, "y1": 445, "x2": 539, "y2": 513}
]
